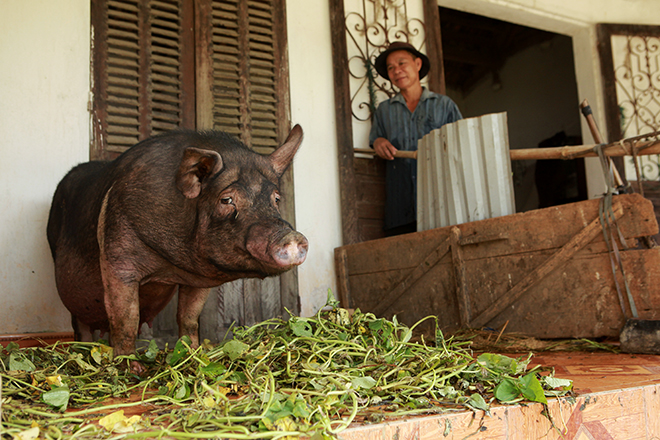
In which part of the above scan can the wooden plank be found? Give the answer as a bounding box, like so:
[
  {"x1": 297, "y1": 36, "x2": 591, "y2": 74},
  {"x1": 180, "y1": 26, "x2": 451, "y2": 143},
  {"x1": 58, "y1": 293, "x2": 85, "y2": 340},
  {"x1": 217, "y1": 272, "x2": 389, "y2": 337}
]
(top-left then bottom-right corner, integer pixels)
[
  {"x1": 179, "y1": 0, "x2": 196, "y2": 129},
  {"x1": 260, "y1": 276, "x2": 280, "y2": 321},
  {"x1": 334, "y1": 247, "x2": 351, "y2": 309},
  {"x1": 219, "y1": 279, "x2": 245, "y2": 330},
  {"x1": 466, "y1": 247, "x2": 660, "y2": 337},
  {"x1": 243, "y1": 278, "x2": 263, "y2": 325},
  {"x1": 423, "y1": 0, "x2": 446, "y2": 95},
  {"x1": 271, "y1": 0, "x2": 298, "y2": 317},
  {"x1": 371, "y1": 236, "x2": 452, "y2": 317},
  {"x1": 138, "y1": 0, "x2": 151, "y2": 139},
  {"x1": 199, "y1": 287, "x2": 222, "y2": 342},
  {"x1": 469, "y1": 203, "x2": 624, "y2": 328},
  {"x1": 194, "y1": 0, "x2": 215, "y2": 130},
  {"x1": 340, "y1": 194, "x2": 656, "y2": 276},
  {"x1": 450, "y1": 227, "x2": 470, "y2": 327}
]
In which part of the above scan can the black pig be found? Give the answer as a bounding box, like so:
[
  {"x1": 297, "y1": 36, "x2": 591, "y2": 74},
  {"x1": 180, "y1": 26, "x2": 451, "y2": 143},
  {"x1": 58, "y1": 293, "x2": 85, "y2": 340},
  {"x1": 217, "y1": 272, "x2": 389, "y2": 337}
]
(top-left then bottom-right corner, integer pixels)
[{"x1": 47, "y1": 125, "x2": 308, "y2": 357}]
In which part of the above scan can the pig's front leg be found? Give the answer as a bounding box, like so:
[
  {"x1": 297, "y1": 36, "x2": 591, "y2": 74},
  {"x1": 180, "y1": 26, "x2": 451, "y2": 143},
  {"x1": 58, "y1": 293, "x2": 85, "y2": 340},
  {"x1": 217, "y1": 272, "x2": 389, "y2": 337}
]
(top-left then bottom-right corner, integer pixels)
[
  {"x1": 177, "y1": 285, "x2": 212, "y2": 348},
  {"x1": 102, "y1": 274, "x2": 141, "y2": 356}
]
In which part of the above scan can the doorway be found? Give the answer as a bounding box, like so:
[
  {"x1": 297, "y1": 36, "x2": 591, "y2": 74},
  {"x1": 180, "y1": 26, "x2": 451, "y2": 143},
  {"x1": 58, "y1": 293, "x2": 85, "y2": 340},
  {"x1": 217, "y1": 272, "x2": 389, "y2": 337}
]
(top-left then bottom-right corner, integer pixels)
[{"x1": 439, "y1": 7, "x2": 588, "y2": 212}]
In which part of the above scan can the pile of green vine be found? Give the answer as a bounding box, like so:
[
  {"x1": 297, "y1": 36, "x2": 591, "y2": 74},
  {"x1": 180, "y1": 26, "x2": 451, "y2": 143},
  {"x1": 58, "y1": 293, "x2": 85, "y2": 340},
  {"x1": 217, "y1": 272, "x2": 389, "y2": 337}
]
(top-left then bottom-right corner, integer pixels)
[{"x1": 1, "y1": 293, "x2": 572, "y2": 439}]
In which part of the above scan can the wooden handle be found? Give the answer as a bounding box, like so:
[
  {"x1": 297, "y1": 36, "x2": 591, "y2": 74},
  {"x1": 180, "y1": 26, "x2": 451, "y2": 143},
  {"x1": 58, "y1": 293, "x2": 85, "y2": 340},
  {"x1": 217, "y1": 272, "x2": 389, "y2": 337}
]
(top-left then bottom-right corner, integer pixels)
[
  {"x1": 354, "y1": 148, "x2": 418, "y2": 160},
  {"x1": 580, "y1": 99, "x2": 624, "y2": 186}
]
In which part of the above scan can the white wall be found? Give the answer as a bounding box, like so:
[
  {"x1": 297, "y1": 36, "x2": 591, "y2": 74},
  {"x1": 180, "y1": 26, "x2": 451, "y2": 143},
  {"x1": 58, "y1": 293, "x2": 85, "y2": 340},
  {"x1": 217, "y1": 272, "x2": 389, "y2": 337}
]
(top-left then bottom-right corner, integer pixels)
[
  {"x1": 0, "y1": 1, "x2": 91, "y2": 333},
  {"x1": 286, "y1": 0, "x2": 343, "y2": 316}
]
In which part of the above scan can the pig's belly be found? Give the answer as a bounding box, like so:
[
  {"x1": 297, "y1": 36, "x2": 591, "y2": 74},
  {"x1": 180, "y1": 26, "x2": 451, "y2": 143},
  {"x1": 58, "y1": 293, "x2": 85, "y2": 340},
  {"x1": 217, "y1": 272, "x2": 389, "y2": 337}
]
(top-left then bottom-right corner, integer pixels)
[
  {"x1": 54, "y1": 252, "x2": 108, "y2": 330},
  {"x1": 55, "y1": 252, "x2": 179, "y2": 330}
]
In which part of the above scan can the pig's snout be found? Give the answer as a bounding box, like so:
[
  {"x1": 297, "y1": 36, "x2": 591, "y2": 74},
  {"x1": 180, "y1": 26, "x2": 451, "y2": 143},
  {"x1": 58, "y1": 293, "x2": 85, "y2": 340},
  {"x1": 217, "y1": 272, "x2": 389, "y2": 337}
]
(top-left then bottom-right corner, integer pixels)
[
  {"x1": 246, "y1": 226, "x2": 308, "y2": 271},
  {"x1": 273, "y1": 232, "x2": 308, "y2": 268}
]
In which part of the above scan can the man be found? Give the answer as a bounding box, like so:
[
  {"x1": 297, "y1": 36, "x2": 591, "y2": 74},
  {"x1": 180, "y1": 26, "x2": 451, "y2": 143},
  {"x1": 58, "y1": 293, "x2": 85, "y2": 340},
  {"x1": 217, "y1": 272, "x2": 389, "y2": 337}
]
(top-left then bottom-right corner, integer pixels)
[{"x1": 370, "y1": 41, "x2": 462, "y2": 236}]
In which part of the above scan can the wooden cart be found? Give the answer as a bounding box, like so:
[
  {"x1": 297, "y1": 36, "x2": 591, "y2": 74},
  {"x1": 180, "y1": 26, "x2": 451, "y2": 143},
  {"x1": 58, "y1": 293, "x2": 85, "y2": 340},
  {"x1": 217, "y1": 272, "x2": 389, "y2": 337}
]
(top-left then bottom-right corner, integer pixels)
[{"x1": 334, "y1": 193, "x2": 660, "y2": 338}]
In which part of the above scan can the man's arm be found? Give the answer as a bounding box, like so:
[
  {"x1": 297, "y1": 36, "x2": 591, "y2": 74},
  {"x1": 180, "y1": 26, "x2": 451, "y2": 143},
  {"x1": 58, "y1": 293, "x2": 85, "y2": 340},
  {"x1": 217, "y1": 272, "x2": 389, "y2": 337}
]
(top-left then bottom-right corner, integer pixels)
[{"x1": 369, "y1": 102, "x2": 398, "y2": 160}]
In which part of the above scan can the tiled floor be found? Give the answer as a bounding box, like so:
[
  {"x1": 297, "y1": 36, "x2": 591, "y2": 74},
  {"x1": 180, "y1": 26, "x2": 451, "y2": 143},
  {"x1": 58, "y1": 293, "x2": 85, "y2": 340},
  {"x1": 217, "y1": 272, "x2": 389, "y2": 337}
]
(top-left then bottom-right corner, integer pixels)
[{"x1": 339, "y1": 352, "x2": 660, "y2": 440}]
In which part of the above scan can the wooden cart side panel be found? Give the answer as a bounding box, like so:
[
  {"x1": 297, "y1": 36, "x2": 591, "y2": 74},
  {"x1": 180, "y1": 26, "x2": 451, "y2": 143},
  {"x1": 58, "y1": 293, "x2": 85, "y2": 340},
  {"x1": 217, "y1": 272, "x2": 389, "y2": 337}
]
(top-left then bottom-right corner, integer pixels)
[
  {"x1": 348, "y1": 262, "x2": 459, "y2": 335},
  {"x1": 339, "y1": 194, "x2": 656, "y2": 277},
  {"x1": 349, "y1": 247, "x2": 660, "y2": 338}
]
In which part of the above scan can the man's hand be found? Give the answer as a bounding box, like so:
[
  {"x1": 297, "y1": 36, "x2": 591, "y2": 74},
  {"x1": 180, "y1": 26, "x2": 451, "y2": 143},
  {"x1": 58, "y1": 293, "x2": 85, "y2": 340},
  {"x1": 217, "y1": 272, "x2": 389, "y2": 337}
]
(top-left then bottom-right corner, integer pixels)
[{"x1": 373, "y1": 137, "x2": 398, "y2": 160}]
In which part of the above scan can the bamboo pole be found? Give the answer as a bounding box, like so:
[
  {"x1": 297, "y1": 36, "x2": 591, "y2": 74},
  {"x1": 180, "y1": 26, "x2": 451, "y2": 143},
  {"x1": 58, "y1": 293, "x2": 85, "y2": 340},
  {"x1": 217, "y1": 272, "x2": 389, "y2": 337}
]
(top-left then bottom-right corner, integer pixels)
[
  {"x1": 509, "y1": 139, "x2": 660, "y2": 161},
  {"x1": 354, "y1": 139, "x2": 660, "y2": 161}
]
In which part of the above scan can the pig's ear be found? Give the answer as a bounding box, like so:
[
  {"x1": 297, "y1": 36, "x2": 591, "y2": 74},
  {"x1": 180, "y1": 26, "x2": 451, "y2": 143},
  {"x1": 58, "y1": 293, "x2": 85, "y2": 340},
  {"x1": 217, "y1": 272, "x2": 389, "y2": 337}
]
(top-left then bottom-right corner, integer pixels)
[
  {"x1": 269, "y1": 124, "x2": 303, "y2": 177},
  {"x1": 176, "y1": 147, "x2": 223, "y2": 199}
]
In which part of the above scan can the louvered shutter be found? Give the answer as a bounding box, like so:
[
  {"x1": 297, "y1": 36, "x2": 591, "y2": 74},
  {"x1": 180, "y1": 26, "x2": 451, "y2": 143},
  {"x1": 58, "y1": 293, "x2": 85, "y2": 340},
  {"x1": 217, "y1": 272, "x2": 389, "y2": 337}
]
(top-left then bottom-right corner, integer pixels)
[
  {"x1": 196, "y1": 0, "x2": 289, "y2": 152},
  {"x1": 91, "y1": 0, "x2": 195, "y2": 159},
  {"x1": 90, "y1": 0, "x2": 298, "y2": 343}
]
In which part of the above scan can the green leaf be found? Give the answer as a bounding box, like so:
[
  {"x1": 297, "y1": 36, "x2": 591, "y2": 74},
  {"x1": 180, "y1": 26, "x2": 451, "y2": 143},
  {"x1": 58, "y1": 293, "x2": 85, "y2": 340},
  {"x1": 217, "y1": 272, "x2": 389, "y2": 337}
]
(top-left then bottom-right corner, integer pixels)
[
  {"x1": 519, "y1": 373, "x2": 548, "y2": 404},
  {"x1": 9, "y1": 352, "x2": 35, "y2": 372},
  {"x1": 290, "y1": 319, "x2": 313, "y2": 338},
  {"x1": 477, "y1": 353, "x2": 518, "y2": 375},
  {"x1": 144, "y1": 339, "x2": 159, "y2": 361},
  {"x1": 174, "y1": 382, "x2": 190, "y2": 400},
  {"x1": 292, "y1": 397, "x2": 311, "y2": 418},
  {"x1": 223, "y1": 340, "x2": 250, "y2": 361},
  {"x1": 467, "y1": 393, "x2": 489, "y2": 412},
  {"x1": 168, "y1": 336, "x2": 192, "y2": 366},
  {"x1": 494, "y1": 378, "x2": 521, "y2": 402},
  {"x1": 200, "y1": 362, "x2": 227, "y2": 377},
  {"x1": 91, "y1": 344, "x2": 113, "y2": 365},
  {"x1": 72, "y1": 353, "x2": 96, "y2": 371},
  {"x1": 326, "y1": 288, "x2": 340, "y2": 309},
  {"x1": 351, "y1": 376, "x2": 377, "y2": 390},
  {"x1": 543, "y1": 376, "x2": 573, "y2": 390},
  {"x1": 42, "y1": 385, "x2": 70, "y2": 411},
  {"x1": 368, "y1": 319, "x2": 383, "y2": 331}
]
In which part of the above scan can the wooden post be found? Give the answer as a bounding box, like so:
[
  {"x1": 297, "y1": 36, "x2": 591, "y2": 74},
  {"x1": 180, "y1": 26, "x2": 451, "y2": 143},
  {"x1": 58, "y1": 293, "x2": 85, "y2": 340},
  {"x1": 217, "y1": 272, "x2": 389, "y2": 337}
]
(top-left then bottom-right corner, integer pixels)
[
  {"x1": 423, "y1": 0, "x2": 446, "y2": 95},
  {"x1": 330, "y1": 0, "x2": 359, "y2": 245}
]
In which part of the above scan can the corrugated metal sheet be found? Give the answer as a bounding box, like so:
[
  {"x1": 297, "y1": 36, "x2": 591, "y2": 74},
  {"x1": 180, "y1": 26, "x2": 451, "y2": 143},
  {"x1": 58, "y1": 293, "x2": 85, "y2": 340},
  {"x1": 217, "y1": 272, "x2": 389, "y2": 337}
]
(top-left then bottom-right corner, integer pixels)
[{"x1": 417, "y1": 112, "x2": 515, "y2": 231}]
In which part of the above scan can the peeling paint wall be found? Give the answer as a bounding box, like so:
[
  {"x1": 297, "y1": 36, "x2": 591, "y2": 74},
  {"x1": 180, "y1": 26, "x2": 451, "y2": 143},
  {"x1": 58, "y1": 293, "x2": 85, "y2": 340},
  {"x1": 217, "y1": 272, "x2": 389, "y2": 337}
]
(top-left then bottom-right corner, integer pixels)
[{"x1": 0, "y1": 0, "x2": 91, "y2": 333}]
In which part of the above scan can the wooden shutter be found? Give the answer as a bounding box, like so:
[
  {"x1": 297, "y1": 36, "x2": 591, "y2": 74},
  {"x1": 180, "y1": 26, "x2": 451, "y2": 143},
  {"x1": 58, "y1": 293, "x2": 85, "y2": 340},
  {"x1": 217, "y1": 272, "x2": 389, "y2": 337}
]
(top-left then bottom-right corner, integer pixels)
[
  {"x1": 195, "y1": 0, "x2": 289, "y2": 152},
  {"x1": 91, "y1": 0, "x2": 195, "y2": 159}
]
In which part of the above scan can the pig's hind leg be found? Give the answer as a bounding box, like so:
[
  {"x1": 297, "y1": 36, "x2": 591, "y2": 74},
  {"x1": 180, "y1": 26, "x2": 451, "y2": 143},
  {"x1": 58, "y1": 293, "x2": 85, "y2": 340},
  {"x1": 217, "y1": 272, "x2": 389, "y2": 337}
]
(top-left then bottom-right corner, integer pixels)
[{"x1": 71, "y1": 316, "x2": 94, "y2": 342}]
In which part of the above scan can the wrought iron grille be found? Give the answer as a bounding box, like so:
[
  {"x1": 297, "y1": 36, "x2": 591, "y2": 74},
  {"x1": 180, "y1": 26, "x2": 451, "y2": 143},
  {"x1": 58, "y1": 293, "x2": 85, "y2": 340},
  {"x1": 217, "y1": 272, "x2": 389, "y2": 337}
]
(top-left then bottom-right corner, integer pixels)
[
  {"x1": 344, "y1": 0, "x2": 426, "y2": 123},
  {"x1": 612, "y1": 34, "x2": 660, "y2": 180}
]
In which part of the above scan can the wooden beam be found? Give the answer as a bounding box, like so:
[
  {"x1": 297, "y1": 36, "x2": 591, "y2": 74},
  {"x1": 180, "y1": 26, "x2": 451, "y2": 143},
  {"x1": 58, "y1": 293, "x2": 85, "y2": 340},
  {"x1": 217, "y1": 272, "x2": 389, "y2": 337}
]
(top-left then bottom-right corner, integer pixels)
[
  {"x1": 510, "y1": 139, "x2": 660, "y2": 161},
  {"x1": 334, "y1": 247, "x2": 351, "y2": 309},
  {"x1": 423, "y1": 0, "x2": 445, "y2": 95},
  {"x1": 450, "y1": 227, "x2": 470, "y2": 327},
  {"x1": 330, "y1": 0, "x2": 359, "y2": 245}
]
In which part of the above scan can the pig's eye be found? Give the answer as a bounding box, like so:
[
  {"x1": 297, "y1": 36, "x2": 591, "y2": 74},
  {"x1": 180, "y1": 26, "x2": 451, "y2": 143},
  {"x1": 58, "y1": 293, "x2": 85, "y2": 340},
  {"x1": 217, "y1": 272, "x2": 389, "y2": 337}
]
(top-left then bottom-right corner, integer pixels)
[
  {"x1": 221, "y1": 197, "x2": 233, "y2": 205},
  {"x1": 274, "y1": 195, "x2": 281, "y2": 204}
]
